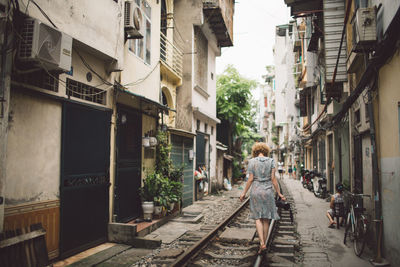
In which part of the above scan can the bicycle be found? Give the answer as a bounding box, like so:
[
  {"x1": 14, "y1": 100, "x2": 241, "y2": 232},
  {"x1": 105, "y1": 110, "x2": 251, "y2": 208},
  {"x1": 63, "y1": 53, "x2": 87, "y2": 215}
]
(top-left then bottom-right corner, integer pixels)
[{"x1": 343, "y1": 192, "x2": 371, "y2": 256}]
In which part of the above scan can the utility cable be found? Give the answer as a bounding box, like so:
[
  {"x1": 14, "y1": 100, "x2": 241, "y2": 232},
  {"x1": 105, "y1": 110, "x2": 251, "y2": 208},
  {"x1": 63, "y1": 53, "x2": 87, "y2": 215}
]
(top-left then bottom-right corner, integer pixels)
[{"x1": 29, "y1": 0, "x2": 57, "y2": 28}]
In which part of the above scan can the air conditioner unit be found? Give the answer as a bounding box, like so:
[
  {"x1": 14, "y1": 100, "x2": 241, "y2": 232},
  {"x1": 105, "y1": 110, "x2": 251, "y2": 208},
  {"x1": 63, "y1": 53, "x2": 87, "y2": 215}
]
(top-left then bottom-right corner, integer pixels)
[
  {"x1": 125, "y1": 0, "x2": 144, "y2": 39},
  {"x1": 352, "y1": 7, "x2": 376, "y2": 52},
  {"x1": 18, "y1": 18, "x2": 72, "y2": 72}
]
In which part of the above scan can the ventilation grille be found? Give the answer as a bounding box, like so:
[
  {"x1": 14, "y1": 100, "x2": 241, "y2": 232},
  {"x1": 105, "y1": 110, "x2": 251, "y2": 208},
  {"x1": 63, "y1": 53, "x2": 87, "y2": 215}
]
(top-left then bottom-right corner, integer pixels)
[
  {"x1": 19, "y1": 18, "x2": 35, "y2": 58},
  {"x1": 66, "y1": 78, "x2": 107, "y2": 105}
]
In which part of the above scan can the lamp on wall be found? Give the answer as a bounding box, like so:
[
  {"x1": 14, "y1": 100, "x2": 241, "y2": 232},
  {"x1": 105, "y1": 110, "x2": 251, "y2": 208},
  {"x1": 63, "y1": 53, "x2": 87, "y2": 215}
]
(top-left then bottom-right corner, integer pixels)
[{"x1": 188, "y1": 149, "x2": 194, "y2": 161}]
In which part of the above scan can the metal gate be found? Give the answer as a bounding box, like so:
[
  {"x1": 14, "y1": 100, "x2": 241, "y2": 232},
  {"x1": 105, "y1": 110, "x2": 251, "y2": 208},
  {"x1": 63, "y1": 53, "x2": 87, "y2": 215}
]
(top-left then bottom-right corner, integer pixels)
[
  {"x1": 171, "y1": 134, "x2": 194, "y2": 207},
  {"x1": 114, "y1": 107, "x2": 142, "y2": 222},
  {"x1": 60, "y1": 102, "x2": 111, "y2": 258},
  {"x1": 196, "y1": 133, "x2": 206, "y2": 167}
]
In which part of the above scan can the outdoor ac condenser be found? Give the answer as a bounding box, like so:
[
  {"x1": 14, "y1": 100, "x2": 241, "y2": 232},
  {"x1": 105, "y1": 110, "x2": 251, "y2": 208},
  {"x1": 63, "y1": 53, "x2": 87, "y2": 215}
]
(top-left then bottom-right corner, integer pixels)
[
  {"x1": 124, "y1": 0, "x2": 145, "y2": 39},
  {"x1": 18, "y1": 17, "x2": 72, "y2": 72},
  {"x1": 352, "y1": 7, "x2": 377, "y2": 51}
]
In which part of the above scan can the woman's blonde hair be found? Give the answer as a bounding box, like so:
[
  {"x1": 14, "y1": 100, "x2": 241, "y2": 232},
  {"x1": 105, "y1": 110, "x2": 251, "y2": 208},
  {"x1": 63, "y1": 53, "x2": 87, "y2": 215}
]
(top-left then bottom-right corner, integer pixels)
[{"x1": 251, "y1": 142, "x2": 270, "y2": 158}]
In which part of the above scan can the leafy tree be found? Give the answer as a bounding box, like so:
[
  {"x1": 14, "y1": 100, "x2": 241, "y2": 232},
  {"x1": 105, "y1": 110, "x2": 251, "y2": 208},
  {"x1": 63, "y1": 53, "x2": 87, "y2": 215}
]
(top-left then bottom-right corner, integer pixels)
[{"x1": 217, "y1": 65, "x2": 259, "y2": 176}]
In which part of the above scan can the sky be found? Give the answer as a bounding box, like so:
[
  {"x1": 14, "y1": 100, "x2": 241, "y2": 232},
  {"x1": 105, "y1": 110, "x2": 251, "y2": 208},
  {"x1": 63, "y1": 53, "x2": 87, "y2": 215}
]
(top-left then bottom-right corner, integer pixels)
[{"x1": 216, "y1": 0, "x2": 290, "y2": 84}]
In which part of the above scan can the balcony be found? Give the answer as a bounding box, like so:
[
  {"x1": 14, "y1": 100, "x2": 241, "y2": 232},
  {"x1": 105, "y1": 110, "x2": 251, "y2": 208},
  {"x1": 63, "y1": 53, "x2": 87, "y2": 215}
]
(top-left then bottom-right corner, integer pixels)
[
  {"x1": 203, "y1": 0, "x2": 234, "y2": 47},
  {"x1": 160, "y1": 32, "x2": 183, "y2": 85}
]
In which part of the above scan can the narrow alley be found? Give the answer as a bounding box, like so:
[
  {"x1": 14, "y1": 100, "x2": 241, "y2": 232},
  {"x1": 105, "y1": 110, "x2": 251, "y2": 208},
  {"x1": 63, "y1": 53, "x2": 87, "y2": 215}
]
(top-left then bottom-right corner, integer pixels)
[{"x1": 0, "y1": 0, "x2": 399, "y2": 266}]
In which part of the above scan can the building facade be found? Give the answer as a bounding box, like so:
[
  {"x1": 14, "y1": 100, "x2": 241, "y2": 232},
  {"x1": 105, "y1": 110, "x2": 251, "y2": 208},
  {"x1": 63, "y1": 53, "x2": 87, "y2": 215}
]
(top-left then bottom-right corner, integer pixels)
[{"x1": 284, "y1": 0, "x2": 400, "y2": 264}]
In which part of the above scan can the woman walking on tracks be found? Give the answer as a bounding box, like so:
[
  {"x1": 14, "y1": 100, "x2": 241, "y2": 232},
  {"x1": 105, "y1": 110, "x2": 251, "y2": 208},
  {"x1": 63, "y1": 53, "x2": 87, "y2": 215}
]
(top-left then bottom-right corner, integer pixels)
[{"x1": 240, "y1": 142, "x2": 286, "y2": 254}]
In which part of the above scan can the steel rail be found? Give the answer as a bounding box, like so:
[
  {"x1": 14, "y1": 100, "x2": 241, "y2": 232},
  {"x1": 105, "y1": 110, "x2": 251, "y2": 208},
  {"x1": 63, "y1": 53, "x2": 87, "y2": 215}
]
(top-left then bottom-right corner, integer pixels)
[
  {"x1": 170, "y1": 197, "x2": 250, "y2": 267},
  {"x1": 253, "y1": 218, "x2": 276, "y2": 267}
]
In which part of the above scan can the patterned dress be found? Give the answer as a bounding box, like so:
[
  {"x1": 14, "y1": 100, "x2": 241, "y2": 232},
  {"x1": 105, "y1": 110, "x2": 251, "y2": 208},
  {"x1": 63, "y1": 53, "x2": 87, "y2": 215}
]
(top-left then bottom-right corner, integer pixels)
[{"x1": 247, "y1": 156, "x2": 280, "y2": 220}]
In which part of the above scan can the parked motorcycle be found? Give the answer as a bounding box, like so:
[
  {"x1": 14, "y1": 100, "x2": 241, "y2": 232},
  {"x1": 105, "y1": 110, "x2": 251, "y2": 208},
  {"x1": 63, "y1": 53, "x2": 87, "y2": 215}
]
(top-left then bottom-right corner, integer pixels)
[
  {"x1": 312, "y1": 171, "x2": 327, "y2": 198},
  {"x1": 307, "y1": 170, "x2": 315, "y2": 192},
  {"x1": 301, "y1": 169, "x2": 309, "y2": 189}
]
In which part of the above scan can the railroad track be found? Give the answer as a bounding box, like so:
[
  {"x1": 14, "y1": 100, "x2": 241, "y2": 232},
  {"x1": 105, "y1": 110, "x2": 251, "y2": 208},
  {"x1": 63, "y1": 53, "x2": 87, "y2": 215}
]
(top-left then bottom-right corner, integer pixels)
[
  {"x1": 143, "y1": 181, "x2": 298, "y2": 267},
  {"x1": 147, "y1": 182, "x2": 296, "y2": 267}
]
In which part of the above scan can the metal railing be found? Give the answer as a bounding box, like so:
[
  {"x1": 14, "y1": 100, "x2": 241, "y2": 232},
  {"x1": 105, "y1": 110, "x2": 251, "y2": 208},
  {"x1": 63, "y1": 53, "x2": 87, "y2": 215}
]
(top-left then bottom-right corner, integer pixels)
[{"x1": 160, "y1": 32, "x2": 183, "y2": 78}]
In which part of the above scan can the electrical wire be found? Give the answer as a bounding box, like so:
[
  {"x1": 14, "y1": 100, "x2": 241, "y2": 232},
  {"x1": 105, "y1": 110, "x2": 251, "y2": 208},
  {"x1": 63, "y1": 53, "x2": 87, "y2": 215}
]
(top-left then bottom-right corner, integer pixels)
[
  {"x1": 29, "y1": 0, "x2": 57, "y2": 28},
  {"x1": 73, "y1": 48, "x2": 113, "y2": 86},
  {"x1": 123, "y1": 60, "x2": 160, "y2": 87}
]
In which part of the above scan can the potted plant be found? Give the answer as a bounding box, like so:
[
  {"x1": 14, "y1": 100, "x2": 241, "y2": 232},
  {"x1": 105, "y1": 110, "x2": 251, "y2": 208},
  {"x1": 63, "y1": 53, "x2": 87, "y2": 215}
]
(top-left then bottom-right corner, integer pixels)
[{"x1": 139, "y1": 172, "x2": 162, "y2": 220}]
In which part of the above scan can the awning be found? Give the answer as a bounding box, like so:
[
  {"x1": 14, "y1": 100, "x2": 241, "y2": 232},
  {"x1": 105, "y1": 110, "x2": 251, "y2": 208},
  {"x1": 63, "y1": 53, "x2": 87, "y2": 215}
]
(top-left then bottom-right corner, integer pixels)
[
  {"x1": 116, "y1": 84, "x2": 174, "y2": 117},
  {"x1": 168, "y1": 127, "x2": 196, "y2": 138},
  {"x1": 216, "y1": 141, "x2": 228, "y2": 151}
]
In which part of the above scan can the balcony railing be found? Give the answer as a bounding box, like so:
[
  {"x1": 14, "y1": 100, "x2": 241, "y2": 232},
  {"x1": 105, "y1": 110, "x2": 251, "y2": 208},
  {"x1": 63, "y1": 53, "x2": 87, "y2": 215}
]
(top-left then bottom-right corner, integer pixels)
[{"x1": 160, "y1": 32, "x2": 183, "y2": 78}]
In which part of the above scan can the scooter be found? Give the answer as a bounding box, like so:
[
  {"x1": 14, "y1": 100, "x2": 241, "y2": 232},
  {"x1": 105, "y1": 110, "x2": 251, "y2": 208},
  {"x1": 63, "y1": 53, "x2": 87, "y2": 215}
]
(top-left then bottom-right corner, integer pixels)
[
  {"x1": 307, "y1": 170, "x2": 315, "y2": 192},
  {"x1": 301, "y1": 169, "x2": 309, "y2": 189},
  {"x1": 312, "y1": 171, "x2": 327, "y2": 198}
]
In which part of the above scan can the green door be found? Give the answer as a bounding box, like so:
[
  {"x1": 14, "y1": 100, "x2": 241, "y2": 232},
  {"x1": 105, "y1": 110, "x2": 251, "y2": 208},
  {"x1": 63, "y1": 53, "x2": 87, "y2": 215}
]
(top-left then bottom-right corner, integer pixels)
[{"x1": 171, "y1": 134, "x2": 194, "y2": 207}]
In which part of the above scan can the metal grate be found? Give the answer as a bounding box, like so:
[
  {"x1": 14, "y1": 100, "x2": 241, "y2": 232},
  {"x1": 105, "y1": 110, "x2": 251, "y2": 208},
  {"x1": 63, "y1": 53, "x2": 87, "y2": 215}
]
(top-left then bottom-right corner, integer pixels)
[
  {"x1": 13, "y1": 70, "x2": 59, "y2": 92},
  {"x1": 66, "y1": 78, "x2": 107, "y2": 105},
  {"x1": 19, "y1": 18, "x2": 35, "y2": 59}
]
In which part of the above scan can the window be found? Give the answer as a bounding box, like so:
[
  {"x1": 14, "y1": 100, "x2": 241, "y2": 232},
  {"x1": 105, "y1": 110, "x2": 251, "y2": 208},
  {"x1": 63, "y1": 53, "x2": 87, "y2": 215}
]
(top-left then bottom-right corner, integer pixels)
[
  {"x1": 355, "y1": 109, "x2": 361, "y2": 124},
  {"x1": 66, "y1": 78, "x2": 106, "y2": 105},
  {"x1": 211, "y1": 126, "x2": 214, "y2": 135},
  {"x1": 129, "y1": 0, "x2": 151, "y2": 64},
  {"x1": 204, "y1": 123, "x2": 208, "y2": 133},
  {"x1": 197, "y1": 120, "x2": 200, "y2": 131}
]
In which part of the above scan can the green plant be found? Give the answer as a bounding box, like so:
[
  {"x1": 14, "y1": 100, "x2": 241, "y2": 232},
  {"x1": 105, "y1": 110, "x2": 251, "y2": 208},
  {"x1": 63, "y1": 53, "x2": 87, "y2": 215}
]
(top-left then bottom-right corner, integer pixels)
[
  {"x1": 169, "y1": 166, "x2": 184, "y2": 182},
  {"x1": 156, "y1": 131, "x2": 173, "y2": 178},
  {"x1": 139, "y1": 172, "x2": 163, "y2": 202},
  {"x1": 153, "y1": 177, "x2": 183, "y2": 209}
]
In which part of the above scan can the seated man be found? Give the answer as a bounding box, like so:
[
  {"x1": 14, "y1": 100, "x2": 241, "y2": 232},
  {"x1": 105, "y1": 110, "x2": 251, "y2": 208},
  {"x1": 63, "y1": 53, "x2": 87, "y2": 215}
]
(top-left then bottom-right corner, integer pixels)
[{"x1": 326, "y1": 182, "x2": 345, "y2": 228}]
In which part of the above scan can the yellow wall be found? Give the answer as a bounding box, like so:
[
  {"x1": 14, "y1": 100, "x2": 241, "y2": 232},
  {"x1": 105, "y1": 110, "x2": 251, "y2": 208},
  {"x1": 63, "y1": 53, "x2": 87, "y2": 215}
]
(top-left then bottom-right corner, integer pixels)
[
  {"x1": 377, "y1": 47, "x2": 400, "y2": 265},
  {"x1": 378, "y1": 50, "x2": 400, "y2": 158}
]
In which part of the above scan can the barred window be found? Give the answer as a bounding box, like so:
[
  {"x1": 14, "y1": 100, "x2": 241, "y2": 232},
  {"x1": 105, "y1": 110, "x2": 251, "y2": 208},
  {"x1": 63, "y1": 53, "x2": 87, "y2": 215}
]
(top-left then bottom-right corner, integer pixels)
[{"x1": 66, "y1": 78, "x2": 106, "y2": 105}]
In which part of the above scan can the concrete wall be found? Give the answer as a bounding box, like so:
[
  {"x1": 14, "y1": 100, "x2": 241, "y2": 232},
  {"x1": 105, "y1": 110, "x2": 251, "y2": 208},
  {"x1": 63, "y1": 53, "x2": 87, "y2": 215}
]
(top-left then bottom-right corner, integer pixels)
[
  {"x1": 377, "y1": 49, "x2": 400, "y2": 266},
  {"x1": 5, "y1": 91, "x2": 61, "y2": 205},
  {"x1": 21, "y1": 0, "x2": 124, "y2": 63},
  {"x1": 174, "y1": 0, "x2": 202, "y2": 131}
]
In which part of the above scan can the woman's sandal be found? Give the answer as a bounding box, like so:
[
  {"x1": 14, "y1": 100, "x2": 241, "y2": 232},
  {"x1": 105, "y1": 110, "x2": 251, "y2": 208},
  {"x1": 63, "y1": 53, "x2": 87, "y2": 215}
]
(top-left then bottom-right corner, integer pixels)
[{"x1": 258, "y1": 244, "x2": 267, "y2": 254}]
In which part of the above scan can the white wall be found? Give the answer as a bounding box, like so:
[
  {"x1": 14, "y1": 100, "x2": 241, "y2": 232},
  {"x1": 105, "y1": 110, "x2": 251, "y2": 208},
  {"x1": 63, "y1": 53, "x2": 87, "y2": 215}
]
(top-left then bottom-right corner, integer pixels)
[
  {"x1": 373, "y1": 0, "x2": 400, "y2": 39},
  {"x1": 121, "y1": 0, "x2": 161, "y2": 102},
  {"x1": 5, "y1": 92, "x2": 61, "y2": 205},
  {"x1": 21, "y1": 0, "x2": 124, "y2": 63}
]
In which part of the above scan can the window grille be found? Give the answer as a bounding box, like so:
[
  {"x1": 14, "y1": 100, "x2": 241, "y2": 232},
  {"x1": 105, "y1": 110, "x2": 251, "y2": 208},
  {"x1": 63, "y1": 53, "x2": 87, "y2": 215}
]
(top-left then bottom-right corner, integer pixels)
[
  {"x1": 66, "y1": 78, "x2": 106, "y2": 105},
  {"x1": 14, "y1": 70, "x2": 59, "y2": 92}
]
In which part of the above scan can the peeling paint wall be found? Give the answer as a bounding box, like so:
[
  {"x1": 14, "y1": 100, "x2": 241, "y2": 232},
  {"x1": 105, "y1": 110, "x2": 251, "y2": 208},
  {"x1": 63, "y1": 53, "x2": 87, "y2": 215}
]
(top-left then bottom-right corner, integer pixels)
[{"x1": 5, "y1": 91, "x2": 61, "y2": 205}]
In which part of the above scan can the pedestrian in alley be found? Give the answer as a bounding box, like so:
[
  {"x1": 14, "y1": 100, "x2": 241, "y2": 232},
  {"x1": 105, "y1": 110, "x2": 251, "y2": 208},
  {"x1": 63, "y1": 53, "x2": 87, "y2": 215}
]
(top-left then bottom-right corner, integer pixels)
[
  {"x1": 293, "y1": 165, "x2": 297, "y2": 179},
  {"x1": 240, "y1": 142, "x2": 286, "y2": 254},
  {"x1": 277, "y1": 161, "x2": 284, "y2": 179},
  {"x1": 288, "y1": 164, "x2": 293, "y2": 178},
  {"x1": 326, "y1": 182, "x2": 345, "y2": 228}
]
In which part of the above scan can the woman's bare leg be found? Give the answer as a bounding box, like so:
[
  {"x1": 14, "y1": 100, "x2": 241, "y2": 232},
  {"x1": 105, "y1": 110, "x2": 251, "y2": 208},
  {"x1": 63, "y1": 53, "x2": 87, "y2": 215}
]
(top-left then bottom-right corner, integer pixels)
[
  {"x1": 255, "y1": 219, "x2": 265, "y2": 246},
  {"x1": 262, "y1": 219, "x2": 270, "y2": 246}
]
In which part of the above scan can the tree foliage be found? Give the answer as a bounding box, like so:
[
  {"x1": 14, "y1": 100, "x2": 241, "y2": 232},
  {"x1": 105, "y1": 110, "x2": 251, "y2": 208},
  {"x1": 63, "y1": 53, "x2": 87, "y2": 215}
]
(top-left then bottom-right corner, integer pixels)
[{"x1": 217, "y1": 65, "x2": 258, "y2": 137}]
